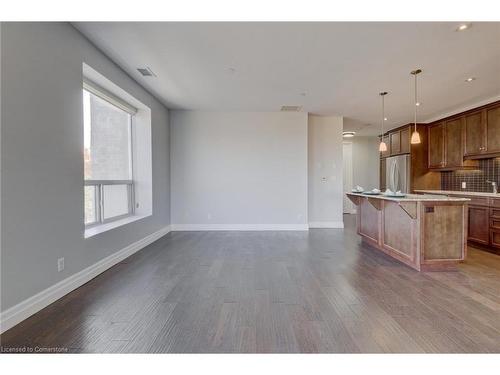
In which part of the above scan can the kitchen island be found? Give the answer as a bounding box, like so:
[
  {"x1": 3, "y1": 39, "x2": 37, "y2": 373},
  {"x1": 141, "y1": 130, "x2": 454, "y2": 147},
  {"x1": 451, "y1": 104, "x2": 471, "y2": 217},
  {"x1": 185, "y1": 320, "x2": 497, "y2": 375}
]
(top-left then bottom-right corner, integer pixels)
[{"x1": 346, "y1": 193, "x2": 470, "y2": 271}]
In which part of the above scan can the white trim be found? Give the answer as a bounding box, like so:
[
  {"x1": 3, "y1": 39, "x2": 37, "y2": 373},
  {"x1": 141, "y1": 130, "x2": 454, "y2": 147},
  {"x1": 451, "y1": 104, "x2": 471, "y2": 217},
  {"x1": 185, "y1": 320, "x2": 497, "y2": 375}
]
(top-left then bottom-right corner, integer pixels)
[
  {"x1": 0, "y1": 225, "x2": 171, "y2": 334},
  {"x1": 308, "y1": 221, "x2": 345, "y2": 229},
  {"x1": 84, "y1": 214, "x2": 150, "y2": 238},
  {"x1": 170, "y1": 224, "x2": 309, "y2": 231}
]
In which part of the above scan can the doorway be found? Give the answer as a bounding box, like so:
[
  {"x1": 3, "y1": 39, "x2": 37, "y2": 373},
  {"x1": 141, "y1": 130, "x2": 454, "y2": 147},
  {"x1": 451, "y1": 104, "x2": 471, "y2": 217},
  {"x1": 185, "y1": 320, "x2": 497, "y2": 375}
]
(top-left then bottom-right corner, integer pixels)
[{"x1": 342, "y1": 142, "x2": 356, "y2": 214}]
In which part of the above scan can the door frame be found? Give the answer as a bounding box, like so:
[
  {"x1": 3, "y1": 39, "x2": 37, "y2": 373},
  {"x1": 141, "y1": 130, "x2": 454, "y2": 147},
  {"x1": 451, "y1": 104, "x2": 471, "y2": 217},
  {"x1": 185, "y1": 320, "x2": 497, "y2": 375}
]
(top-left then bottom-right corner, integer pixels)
[{"x1": 343, "y1": 142, "x2": 356, "y2": 214}]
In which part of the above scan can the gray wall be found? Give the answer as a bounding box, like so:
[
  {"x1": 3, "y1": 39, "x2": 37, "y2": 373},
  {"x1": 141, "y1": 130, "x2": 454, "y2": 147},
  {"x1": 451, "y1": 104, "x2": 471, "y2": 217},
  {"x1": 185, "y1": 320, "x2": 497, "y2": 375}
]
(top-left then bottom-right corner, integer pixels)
[
  {"x1": 351, "y1": 136, "x2": 380, "y2": 190},
  {"x1": 1, "y1": 22, "x2": 170, "y2": 311},
  {"x1": 170, "y1": 111, "x2": 308, "y2": 227},
  {"x1": 308, "y1": 115, "x2": 344, "y2": 226}
]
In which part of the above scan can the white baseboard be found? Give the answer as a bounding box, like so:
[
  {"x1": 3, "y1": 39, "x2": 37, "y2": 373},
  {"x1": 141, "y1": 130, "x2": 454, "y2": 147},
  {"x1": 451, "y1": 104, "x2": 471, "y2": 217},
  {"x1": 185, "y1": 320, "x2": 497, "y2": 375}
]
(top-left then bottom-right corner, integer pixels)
[
  {"x1": 308, "y1": 221, "x2": 345, "y2": 229},
  {"x1": 0, "y1": 225, "x2": 171, "y2": 334},
  {"x1": 170, "y1": 223, "x2": 309, "y2": 231}
]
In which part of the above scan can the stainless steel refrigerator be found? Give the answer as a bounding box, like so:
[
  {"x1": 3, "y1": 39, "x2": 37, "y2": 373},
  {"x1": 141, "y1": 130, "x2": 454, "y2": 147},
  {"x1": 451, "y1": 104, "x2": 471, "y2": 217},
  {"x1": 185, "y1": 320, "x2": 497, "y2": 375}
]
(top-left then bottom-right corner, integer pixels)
[{"x1": 385, "y1": 154, "x2": 411, "y2": 193}]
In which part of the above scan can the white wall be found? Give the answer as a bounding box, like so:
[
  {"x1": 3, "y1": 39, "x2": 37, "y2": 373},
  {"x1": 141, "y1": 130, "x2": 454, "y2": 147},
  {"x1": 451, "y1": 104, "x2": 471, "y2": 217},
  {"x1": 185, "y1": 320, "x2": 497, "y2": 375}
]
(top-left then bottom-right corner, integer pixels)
[
  {"x1": 1, "y1": 23, "x2": 170, "y2": 315},
  {"x1": 351, "y1": 136, "x2": 380, "y2": 190},
  {"x1": 308, "y1": 115, "x2": 344, "y2": 228},
  {"x1": 170, "y1": 111, "x2": 308, "y2": 230}
]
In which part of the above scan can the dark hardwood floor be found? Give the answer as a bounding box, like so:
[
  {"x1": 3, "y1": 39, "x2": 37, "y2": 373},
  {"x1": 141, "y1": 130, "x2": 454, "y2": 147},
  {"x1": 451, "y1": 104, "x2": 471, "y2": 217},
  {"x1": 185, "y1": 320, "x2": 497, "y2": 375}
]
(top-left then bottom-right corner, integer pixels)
[{"x1": 1, "y1": 215, "x2": 500, "y2": 353}]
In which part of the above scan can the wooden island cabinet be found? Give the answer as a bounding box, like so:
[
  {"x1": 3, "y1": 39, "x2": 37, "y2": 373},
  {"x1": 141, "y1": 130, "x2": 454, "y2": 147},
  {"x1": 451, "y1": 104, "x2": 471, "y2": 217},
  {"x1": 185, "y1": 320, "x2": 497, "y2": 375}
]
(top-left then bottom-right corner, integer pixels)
[
  {"x1": 416, "y1": 190, "x2": 500, "y2": 255},
  {"x1": 346, "y1": 193, "x2": 468, "y2": 271}
]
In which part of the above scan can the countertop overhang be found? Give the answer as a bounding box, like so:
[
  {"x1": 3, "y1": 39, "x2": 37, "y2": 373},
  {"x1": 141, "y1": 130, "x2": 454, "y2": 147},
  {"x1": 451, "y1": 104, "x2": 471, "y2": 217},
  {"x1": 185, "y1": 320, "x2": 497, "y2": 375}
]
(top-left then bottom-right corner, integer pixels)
[
  {"x1": 347, "y1": 192, "x2": 470, "y2": 202},
  {"x1": 415, "y1": 189, "x2": 500, "y2": 198}
]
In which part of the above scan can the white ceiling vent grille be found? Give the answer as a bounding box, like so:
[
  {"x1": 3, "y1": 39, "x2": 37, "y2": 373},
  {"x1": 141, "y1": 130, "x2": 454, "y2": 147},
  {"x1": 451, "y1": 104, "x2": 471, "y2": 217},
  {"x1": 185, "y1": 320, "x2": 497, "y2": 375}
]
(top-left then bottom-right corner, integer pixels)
[
  {"x1": 280, "y1": 105, "x2": 302, "y2": 112},
  {"x1": 137, "y1": 67, "x2": 156, "y2": 77}
]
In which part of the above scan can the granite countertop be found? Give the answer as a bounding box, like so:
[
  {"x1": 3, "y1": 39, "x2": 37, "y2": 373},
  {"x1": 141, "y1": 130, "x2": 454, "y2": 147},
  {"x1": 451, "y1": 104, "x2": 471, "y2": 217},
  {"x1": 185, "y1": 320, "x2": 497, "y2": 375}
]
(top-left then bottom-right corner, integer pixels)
[
  {"x1": 347, "y1": 192, "x2": 470, "y2": 202},
  {"x1": 415, "y1": 189, "x2": 500, "y2": 198}
]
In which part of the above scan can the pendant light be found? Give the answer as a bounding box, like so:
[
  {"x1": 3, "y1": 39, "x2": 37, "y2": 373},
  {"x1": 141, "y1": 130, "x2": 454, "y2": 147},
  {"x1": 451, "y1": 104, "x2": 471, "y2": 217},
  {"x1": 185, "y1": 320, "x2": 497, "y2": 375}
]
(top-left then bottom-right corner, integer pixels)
[
  {"x1": 410, "y1": 69, "x2": 422, "y2": 144},
  {"x1": 379, "y1": 92, "x2": 388, "y2": 152}
]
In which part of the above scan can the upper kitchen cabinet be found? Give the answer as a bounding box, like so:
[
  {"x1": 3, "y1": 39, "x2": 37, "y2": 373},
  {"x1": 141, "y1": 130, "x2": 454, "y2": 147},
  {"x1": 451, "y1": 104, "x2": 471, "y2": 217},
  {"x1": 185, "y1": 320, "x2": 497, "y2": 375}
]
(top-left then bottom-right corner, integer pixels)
[
  {"x1": 463, "y1": 102, "x2": 500, "y2": 158},
  {"x1": 380, "y1": 125, "x2": 411, "y2": 158},
  {"x1": 400, "y1": 126, "x2": 410, "y2": 154},
  {"x1": 429, "y1": 117, "x2": 478, "y2": 170},
  {"x1": 428, "y1": 122, "x2": 445, "y2": 168},
  {"x1": 486, "y1": 106, "x2": 500, "y2": 153},
  {"x1": 390, "y1": 131, "x2": 401, "y2": 155},
  {"x1": 380, "y1": 134, "x2": 390, "y2": 158},
  {"x1": 464, "y1": 111, "x2": 486, "y2": 156},
  {"x1": 444, "y1": 118, "x2": 464, "y2": 168}
]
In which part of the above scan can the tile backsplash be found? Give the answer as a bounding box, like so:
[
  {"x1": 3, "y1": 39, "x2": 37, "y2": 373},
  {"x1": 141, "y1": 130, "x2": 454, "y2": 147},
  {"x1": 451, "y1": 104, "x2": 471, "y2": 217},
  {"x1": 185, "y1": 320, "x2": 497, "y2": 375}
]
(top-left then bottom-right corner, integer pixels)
[{"x1": 441, "y1": 158, "x2": 500, "y2": 192}]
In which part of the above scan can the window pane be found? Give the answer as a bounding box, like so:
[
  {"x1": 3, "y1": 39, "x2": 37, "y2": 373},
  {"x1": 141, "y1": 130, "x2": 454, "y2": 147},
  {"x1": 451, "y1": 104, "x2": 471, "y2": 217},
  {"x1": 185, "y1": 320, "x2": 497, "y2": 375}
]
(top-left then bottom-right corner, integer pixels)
[
  {"x1": 103, "y1": 184, "x2": 129, "y2": 220},
  {"x1": 84, "y1": 90, "x2": 132, "y2": 180},
  {"x1": 84, "y1": 185, "x2": 97, "y2": 224}
]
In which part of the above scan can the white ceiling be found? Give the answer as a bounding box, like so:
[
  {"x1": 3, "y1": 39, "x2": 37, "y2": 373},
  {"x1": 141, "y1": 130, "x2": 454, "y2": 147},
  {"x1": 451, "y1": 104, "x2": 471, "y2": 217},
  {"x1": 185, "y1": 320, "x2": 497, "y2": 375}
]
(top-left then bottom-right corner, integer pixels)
[{"x1": 74, "y1": 22, "x2": 500, "y2": 136}]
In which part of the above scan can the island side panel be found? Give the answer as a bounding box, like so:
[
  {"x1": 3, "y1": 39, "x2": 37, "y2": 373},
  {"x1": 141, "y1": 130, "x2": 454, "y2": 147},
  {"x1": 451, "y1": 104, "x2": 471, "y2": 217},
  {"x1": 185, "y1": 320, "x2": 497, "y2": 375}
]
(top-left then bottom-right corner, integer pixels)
[
  {"x1": 358, "y1": 197, "x2": 381, "y2": 246},
  {"x1": 420, "y1": 202, "x2": 467, "y2": 270},
  {"x1": 381, "y1": 201, "x2": 420, "y2": 270}
]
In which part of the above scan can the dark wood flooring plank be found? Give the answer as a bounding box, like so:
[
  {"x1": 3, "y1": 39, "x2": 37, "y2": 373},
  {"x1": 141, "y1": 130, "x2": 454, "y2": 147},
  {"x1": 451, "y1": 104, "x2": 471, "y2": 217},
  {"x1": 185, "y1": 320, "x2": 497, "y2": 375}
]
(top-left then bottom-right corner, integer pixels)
[{"x1": 2, "y1": 216, "x2": 500, "y2": 353}]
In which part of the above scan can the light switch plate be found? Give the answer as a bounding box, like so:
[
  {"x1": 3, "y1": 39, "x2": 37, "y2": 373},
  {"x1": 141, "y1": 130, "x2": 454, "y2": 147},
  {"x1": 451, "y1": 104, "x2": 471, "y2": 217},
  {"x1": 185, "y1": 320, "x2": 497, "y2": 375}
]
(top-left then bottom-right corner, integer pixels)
[{"x1": 461, "y1": 181, "x2": 466, "y2": 189}]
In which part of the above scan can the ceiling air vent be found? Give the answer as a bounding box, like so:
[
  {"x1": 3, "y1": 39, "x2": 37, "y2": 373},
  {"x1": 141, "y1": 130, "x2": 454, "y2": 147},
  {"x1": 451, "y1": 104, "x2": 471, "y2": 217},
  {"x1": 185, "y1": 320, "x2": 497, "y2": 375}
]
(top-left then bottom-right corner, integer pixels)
[
  {"x1": 137, "y1": 67, "x2": 156, "y2": 77},
  {"x1": 280, "y1": 105, "x2": 302, "y2": 112}
]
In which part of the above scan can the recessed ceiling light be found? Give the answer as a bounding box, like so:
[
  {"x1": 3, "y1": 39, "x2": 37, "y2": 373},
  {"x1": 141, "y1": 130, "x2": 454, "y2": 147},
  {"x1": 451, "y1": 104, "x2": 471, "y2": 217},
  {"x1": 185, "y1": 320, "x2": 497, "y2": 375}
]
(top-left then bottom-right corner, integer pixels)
[
  {"x1": 416, "y1": 102, "x2": 421, "y2": 106},
  {"x1": 384, "y1": 117, "x2": 388, "y2": 121},
  {"x1": 456, "y1": 23, "x2": 471, "y2": 31},
  {"x1": 465, "y1": 77, "x2": 476, "y2": 82},
  {"x1": 343, "y1": 131, "x2": 356, "y2": 138}
]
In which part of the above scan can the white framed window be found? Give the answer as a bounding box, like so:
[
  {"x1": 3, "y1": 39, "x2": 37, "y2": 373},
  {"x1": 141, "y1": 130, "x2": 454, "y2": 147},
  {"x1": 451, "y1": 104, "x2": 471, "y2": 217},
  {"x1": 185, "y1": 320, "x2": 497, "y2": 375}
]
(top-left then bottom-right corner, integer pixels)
[
  {"x1": 82, "y1": 63, "x2": 153, "y2": 238},
  {"x1": 83, "y1": 80, "x2": 137, "y2": 227}
]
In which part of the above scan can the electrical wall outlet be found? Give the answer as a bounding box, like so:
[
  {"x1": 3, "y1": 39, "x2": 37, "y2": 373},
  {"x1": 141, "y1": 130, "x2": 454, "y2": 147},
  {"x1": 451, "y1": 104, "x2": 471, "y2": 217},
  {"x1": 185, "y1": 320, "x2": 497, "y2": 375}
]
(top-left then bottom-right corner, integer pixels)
[
  {"x1": 462, "y1": 181, "x2": 467, "y2": 189},
  {"x1": 57, "y1": 257, "x2": 64, "y2": 272}
]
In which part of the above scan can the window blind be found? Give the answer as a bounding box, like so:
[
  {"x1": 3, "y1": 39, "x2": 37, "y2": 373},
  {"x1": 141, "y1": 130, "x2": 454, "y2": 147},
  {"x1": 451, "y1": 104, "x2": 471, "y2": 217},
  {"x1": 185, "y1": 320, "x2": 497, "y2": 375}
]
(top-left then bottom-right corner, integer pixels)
[{"x1": 83, "y1": 78, "x2": 138, "y2": 115}]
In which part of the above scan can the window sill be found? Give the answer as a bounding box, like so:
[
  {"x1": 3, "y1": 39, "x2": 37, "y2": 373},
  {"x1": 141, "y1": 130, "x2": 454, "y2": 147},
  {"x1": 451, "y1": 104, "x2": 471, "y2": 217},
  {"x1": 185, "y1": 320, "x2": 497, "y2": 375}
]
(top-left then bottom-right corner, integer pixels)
[{"x1": 84, "y1": 214, "x2": 150, "y2": 238}]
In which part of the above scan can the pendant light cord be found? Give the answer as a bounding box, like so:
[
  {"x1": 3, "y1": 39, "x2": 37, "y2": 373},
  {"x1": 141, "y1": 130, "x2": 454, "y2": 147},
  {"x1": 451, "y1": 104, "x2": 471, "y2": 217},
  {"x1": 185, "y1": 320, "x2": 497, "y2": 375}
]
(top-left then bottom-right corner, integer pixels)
[
  {"x1": 382, "y1": 94, "x2": 385, "y2": 135},
  {"x1": 414, "y1": 72, "x2": 418, "y2": 132}
]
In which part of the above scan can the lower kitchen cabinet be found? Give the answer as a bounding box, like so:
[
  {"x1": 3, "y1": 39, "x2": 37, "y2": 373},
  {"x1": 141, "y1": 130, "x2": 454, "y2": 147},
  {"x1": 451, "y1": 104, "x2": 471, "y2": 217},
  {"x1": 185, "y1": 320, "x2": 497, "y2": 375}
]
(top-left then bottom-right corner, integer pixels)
[
  {"x1": 468, "y1": 205, "x2": 490, "y2": 245},
  {"x1": 490, "y1": 230, "x2": 500, "y2": 249},
  {"x1": 490, "y1": 205, "x2": 500, "y2": 250}
]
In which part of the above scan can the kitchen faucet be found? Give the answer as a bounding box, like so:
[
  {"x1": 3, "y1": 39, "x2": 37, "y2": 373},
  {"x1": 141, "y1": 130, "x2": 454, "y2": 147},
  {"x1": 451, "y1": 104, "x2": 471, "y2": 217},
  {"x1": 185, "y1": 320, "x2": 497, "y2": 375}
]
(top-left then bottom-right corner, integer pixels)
[{"x1": 486, "y1": 180, "x2": 498, "y2": 194}]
